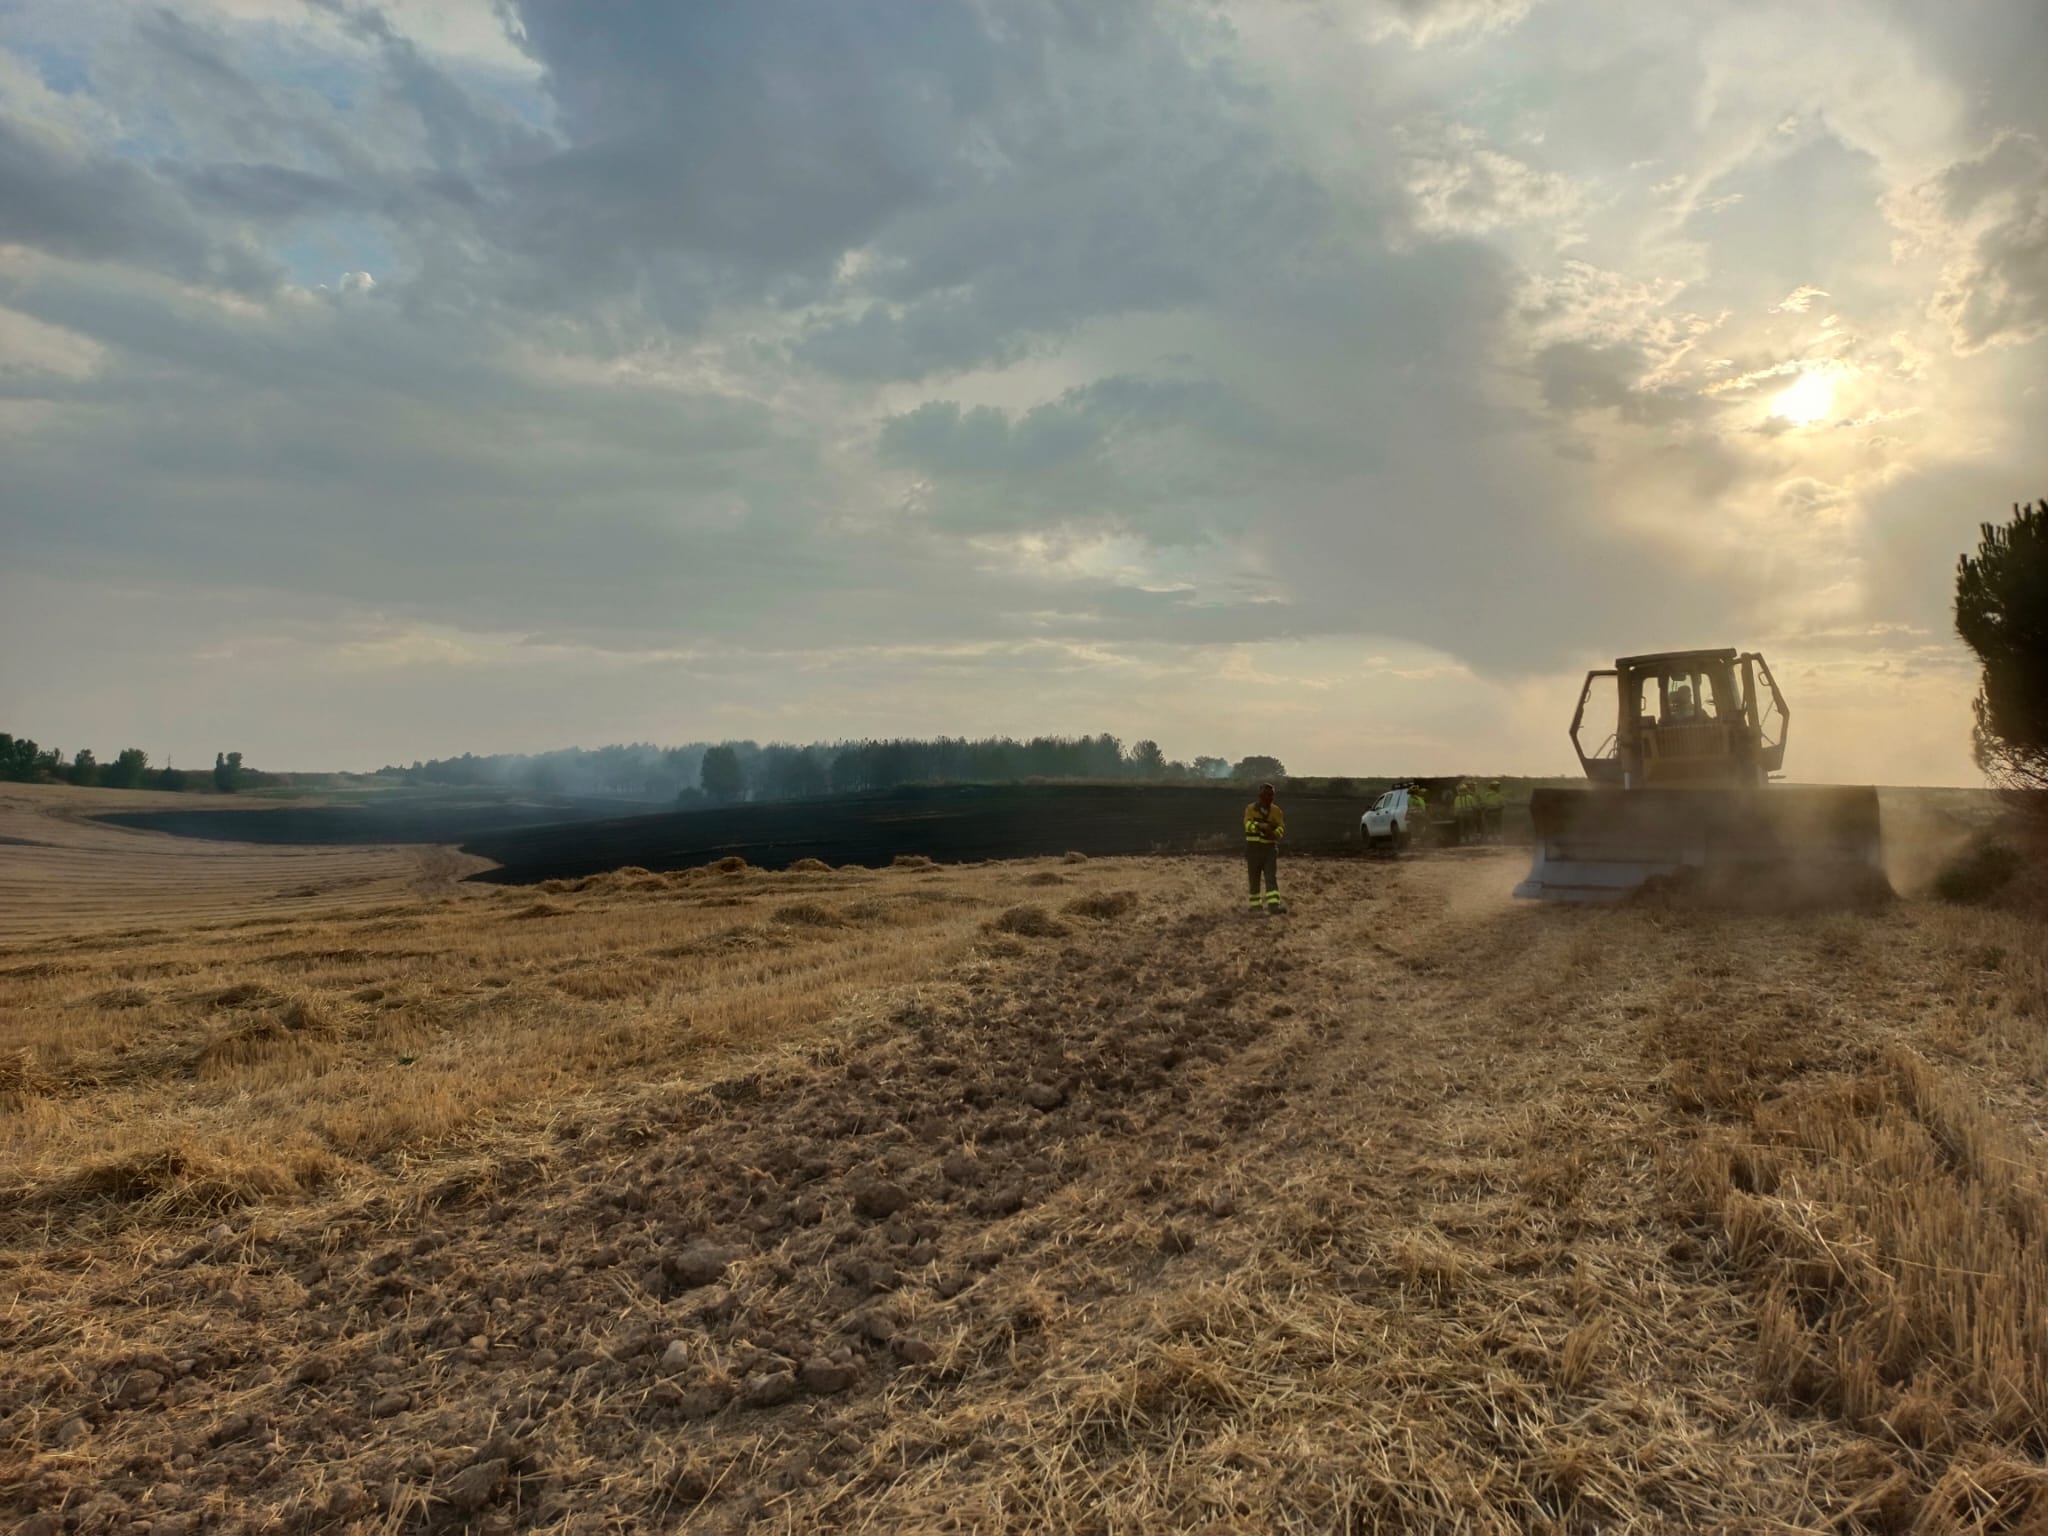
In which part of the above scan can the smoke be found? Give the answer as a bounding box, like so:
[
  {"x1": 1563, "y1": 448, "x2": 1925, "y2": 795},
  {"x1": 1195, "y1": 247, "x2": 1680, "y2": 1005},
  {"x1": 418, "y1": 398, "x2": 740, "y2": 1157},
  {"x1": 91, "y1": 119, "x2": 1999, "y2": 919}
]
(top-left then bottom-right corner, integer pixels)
[
  {"x1": 1877, "y1": 788, "x2": 1997, "y2": 896},
  {"x1": 387, "y1": 744, "x2": 709, "y2": 802}
]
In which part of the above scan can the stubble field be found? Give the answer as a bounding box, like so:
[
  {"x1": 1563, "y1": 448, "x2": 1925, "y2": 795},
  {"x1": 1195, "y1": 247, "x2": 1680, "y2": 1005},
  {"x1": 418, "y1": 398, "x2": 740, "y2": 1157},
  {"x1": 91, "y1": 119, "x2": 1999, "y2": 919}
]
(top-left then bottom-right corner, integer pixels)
[
  {"x1": 3, "y1": 784, "x2": 2046, "y2": 1533},
  {"x1": 0, "y1": 784, "x2": 489, "y2": 939}
]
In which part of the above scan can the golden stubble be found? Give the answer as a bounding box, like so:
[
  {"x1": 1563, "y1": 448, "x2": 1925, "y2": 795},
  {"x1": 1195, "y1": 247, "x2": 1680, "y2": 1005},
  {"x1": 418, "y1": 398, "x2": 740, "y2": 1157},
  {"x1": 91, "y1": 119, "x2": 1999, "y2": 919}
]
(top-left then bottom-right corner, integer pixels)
[
  {"x1": 3, "y1": 781, "x2": 2048, "y2": 1533},
  {"x1": 0, "y1": 857, "x2": 1068, "y2": 1233}
]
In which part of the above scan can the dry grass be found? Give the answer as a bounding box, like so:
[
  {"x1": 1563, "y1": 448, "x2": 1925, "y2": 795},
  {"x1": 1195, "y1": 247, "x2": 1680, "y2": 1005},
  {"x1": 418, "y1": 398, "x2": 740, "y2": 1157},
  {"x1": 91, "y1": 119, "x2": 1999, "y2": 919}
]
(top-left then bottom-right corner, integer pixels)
[
  {"x1": 1, "y1": 846, "x2": 1162, "y2": 1243},
  {"x1": 3, "y1": 792, "x2": 2047, "y2": 1533},
  {"x1": 990, "y1": 902, "x2": 1068, "y2": 938},
  {"x1": 0, "y1": 782, "x2": 485, "y2": 939},
  {"x1": 1063, "y1": 889, "x2": 1138, "y2": 921}
]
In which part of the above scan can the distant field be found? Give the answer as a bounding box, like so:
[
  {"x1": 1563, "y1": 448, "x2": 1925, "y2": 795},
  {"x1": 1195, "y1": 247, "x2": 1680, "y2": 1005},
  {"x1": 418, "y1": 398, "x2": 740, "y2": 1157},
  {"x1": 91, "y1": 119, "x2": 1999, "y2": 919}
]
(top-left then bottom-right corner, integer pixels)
[
  {"x1": 5, "y1": 783, "x2": 2045, "y2": 1531},
  {"x1": 0, "y1": 783, "x2": 490, "y2": 940}
]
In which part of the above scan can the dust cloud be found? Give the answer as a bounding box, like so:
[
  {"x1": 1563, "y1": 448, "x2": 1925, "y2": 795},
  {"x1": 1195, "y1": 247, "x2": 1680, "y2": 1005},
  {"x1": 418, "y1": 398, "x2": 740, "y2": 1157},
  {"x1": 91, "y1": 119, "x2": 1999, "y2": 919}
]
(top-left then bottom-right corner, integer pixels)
[{"x1": 1878, "y1": 788, "x2": 1994, "y2": 896}]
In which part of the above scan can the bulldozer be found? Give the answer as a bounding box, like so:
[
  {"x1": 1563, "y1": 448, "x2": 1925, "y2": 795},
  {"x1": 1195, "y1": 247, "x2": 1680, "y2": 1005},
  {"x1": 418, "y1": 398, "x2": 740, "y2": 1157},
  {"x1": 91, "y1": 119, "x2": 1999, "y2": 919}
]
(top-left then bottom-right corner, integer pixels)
[{"x1": 1514, "y1": 647, "x2": 1887, "y2": 904}]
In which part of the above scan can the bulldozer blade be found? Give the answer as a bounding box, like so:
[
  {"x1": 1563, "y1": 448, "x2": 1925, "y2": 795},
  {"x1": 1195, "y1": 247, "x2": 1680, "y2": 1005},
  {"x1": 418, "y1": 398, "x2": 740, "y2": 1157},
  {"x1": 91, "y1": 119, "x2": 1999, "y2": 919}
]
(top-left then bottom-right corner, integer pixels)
[{"x1": 1514, "y1": 786, "x2": 1889, "y2": 907}]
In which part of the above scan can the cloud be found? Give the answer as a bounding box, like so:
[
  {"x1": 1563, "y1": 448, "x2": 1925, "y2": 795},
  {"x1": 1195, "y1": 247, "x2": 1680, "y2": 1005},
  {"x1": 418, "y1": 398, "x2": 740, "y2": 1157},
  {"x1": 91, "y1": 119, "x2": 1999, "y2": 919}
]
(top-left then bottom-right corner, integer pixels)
[
  {"x1": 1368, "y1": 0, "x2": 1534, "y2": 46},
  {"x1": 1900, "y1": 132, "x2": 2048, "y2": 353},
  {"x1": 488, "y1": 0, "x2": 1038, "y2": 312},
  {"x1": 0, "y1": 303, "x2": 102, "y2": 383},
  {"x1": 1531, "y1": 340, "x2": 1706, "y2": 425},
  {"x1": 1772, "y1": 286, "x2": 1828, "y2": 313},
  {"x1": 784, "y1": 13, "x2": 1328, "y2": 380},
  {"x1": 0, "y1": 0, "x2": 2038, "y2": 787},
  {"x1": 876, "y1": 374, "x2": 1321, "y2": 539},
  {"x1": 1400, "y1": 122, "x2": 1584, "y2": 241},
  {"x1": 0, "y1": 109, "x2": 278, "y2": 289}
]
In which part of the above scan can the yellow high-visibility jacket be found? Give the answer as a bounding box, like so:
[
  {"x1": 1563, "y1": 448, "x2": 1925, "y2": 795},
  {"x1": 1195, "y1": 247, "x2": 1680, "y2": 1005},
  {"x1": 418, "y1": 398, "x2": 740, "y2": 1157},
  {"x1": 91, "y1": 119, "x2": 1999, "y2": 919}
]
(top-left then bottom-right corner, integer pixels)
[
  {"x1": 1481, "y1": 785, "x2": 1505, "y2": 811},
  {"x1": 1244, "y1": 803, "x2": 1285, "y2": 844},
  {"x1": 1455, "y1": 785, "x2": 1478, "y2": 812}
]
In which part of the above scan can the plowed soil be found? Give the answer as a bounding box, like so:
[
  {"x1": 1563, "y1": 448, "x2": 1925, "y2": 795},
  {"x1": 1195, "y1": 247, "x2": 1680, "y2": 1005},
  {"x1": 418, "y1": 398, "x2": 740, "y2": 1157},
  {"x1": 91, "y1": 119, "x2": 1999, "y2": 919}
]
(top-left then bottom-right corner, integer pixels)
[{"x1": 4, "y1": 792, "x2": 2048, "y2": 1533}]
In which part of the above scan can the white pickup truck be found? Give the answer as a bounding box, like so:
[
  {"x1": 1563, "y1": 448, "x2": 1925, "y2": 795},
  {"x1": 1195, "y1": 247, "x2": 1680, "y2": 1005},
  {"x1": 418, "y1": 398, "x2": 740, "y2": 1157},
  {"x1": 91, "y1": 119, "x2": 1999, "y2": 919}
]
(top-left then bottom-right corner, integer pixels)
[{"x1": 1360, "y1": 786, "x2": 1425, "y2": 852}]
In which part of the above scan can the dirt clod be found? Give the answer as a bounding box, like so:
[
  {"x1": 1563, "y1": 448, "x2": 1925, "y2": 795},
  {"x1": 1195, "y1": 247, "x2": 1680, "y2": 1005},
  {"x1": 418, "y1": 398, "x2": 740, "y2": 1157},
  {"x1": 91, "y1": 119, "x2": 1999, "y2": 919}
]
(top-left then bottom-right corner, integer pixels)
[
  {"x1": 206, "y1": 1412, "x2": 256, "y2": 1446},
  {"x1": 741, "y1": 1370, "x2": 798, "y2": 1410},
  {"x1": 801, "y1": 1357, "x2": 859, "y2": 1394},
  {"x1": 110, "y1": 1368, "x2": 166, "y2": 1406},
  {"x1": 853, "y1": 1180, "x2": 911, "y2": 1219},
  {"x1": 848, "y1": 1309, "x2": 897, "y2": 1343},
  {"x1": 371, "y1": 1389, "x2": 412, "y2": 1418},
  {"x1": 437, "y1": 1457, "x2": 508, "y2": 1513},
  {"x1": 973, "y1": 1186, "x2": 1026, "y2": 1217},
  {"x1": 890, "y1": 1337, "x2": 937, "y2": 1366},
  {"x1": 1023, "y1": 1081, "x2": 1067, "y2": 1111},
  {"x1": 665, "y1": 1241, "x2": 732, "y2": 1289},
  {"x1": 674, "y1": 1385, "x2": 727, "y2": 1419}
]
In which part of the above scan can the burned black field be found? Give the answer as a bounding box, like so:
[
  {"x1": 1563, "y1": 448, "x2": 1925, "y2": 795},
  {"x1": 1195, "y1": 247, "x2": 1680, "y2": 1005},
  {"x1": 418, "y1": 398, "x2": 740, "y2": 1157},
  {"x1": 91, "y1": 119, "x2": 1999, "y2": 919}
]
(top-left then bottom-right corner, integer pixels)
[{"x1": 105, "y1": 784, "x2": 1490, "y2": 884}]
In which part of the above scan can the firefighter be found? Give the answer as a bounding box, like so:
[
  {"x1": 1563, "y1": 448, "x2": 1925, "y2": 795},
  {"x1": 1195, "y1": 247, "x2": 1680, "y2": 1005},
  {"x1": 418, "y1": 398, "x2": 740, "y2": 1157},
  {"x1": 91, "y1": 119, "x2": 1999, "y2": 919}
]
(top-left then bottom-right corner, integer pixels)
[
  {"x1": 1481, "y1": 779, "x2": 1505, "y2": 842},
  {"x1": 1403, "y1": 783, "x2": 1428, "y2": 847},
  {"x1": 1243, "y1": 781, "x2": 1285, "y2": 914},
  {"x1": 1454, "y1": 779, "x2": 1480, "y2": 846}
]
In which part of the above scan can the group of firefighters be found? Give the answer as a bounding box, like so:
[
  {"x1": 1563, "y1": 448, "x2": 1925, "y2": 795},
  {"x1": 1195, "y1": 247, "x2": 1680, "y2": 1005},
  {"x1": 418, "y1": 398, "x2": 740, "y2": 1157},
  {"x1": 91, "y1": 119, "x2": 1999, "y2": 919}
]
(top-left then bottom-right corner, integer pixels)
[
  {"x1": 1242, "y1": 777, "x2": 1507, "y2": 914},
  {"x1": 1451, "y1": 779, "x2": 1508, "y2": 843}
]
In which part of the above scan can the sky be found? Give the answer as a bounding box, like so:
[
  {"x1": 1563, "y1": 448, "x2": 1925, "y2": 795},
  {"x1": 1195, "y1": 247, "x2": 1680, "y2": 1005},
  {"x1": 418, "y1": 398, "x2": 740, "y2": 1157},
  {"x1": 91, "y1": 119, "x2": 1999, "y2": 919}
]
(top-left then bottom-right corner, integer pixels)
[{"x1": 1, "y1": 0, "x2": 2043, "y2": 784}]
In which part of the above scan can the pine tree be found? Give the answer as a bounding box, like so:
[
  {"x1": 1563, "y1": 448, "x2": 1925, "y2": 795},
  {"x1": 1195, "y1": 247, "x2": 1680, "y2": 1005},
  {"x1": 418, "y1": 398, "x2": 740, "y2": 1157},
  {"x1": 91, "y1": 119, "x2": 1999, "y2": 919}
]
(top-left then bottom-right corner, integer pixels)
[{"x1": 1956, "y1": 499, "x2": 2048, "y2": 789}]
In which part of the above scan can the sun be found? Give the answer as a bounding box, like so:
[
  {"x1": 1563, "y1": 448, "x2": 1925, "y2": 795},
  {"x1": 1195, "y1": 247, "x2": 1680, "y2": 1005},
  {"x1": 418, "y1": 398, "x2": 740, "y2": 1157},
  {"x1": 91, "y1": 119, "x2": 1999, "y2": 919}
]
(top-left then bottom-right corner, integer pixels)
[{"x1": 1770, "y1": 370, "x2": 1835, "y2": 426}]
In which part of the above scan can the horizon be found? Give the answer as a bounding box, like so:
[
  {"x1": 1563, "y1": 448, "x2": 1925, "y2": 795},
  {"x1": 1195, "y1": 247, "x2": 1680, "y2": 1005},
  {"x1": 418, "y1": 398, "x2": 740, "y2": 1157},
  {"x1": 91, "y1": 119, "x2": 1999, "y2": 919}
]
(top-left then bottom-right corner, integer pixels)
[{"x1": 3, "y1": 1, "x2": 2043, "y2": 790}]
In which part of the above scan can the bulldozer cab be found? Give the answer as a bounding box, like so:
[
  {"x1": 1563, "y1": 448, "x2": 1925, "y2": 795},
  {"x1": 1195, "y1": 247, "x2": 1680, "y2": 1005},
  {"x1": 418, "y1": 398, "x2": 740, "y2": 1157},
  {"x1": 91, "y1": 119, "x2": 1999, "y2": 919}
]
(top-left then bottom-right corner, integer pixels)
[{"x1": 1570, "y1": 648, "x2": 1786, "y2": 789}]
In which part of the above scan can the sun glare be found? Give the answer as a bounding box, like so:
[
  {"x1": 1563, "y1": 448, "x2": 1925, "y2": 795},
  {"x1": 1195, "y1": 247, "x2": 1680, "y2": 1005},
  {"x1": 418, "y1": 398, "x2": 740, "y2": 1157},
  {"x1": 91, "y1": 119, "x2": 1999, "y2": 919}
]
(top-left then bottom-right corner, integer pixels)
[{"x1": 1770, "y1": 370, "x2": 1835, "y2": 425}]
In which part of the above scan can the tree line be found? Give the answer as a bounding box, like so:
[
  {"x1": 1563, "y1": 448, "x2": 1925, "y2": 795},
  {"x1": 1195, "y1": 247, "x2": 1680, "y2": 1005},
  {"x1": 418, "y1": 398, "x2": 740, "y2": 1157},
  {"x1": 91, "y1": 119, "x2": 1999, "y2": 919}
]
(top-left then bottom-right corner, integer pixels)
[
  {"x1": 0, "y1": 738, "x2": 252, "y2": 793},
  {"x1": 386, "y1": 737, "x2": 1290, "y2": 805}
]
